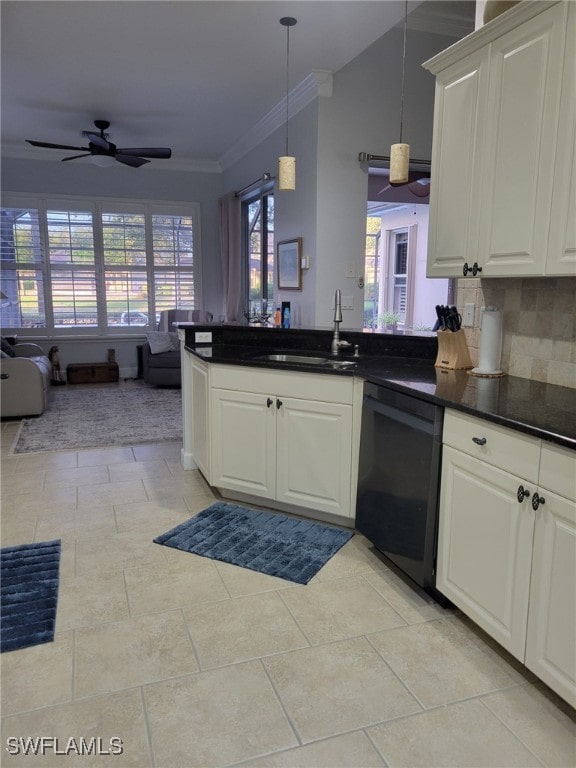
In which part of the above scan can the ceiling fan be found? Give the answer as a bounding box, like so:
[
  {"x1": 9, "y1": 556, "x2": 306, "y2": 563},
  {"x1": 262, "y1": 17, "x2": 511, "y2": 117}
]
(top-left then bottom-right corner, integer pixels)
[
  {"x1": 378, "y1": 176, "x2": 431, "y2": 198},
  {"x1": 26, "y1": 120, "x2": 172, "y2": 168}
]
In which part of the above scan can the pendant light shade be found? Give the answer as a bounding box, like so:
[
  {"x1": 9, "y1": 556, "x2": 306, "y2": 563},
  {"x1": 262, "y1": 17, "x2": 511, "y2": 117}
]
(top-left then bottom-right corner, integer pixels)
[
  {"x1": 390, "y1": 143, "x2": 409, "y2": 184},
  {"x1": 278, "y1": 156, "x2": 296, "y2": 191},
  {"x1": 278, "y1": 16, "x2": 297, "y2": 191},
  {"x1": 389, "y1": 0, "x2": 410, "y2": 185}
]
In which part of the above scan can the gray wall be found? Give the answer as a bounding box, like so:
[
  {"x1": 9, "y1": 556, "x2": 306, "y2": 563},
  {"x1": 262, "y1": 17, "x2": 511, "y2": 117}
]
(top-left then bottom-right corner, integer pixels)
[{"x1": 219, "y1": 25, "x2": 457, "y2": 329}]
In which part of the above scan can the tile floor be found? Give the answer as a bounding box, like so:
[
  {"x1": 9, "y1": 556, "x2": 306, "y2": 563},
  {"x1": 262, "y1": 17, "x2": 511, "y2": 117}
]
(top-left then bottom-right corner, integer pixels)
[{"x1": 1, "y1": 418, "x2": 575, "y2": 768}]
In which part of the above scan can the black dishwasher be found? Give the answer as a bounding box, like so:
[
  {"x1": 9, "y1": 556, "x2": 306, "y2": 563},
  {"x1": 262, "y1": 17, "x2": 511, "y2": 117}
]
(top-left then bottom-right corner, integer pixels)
[{"x1": 355, "y1": 382, "x2": 444, "y2": 598}]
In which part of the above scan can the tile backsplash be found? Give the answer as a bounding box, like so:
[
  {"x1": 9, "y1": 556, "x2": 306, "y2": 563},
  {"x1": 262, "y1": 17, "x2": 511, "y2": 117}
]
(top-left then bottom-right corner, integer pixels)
[{"x1": 457, "y1": 277, "x2": 576, "y2": 389}]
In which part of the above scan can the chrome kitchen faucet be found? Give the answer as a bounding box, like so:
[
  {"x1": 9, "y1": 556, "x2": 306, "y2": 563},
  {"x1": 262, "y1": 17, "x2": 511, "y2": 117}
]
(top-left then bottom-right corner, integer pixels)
[{"x1": 331, "y1": 289, "x2": 351, "y2": 356}]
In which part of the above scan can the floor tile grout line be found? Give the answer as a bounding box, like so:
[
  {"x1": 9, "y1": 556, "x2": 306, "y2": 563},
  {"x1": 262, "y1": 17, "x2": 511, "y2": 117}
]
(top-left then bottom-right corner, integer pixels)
[
  {"x1": 363, "y1": 726, "x2": 392, "y2": 768},
  {"x1": 138, "y1": 685, "x2": 156, "y2": 768},
  {"x1": 477, "y1": 691, "x2": 548, "y2": 767},
  {"x1": 364, "y1": 632, "x2": 428, "y2": 712},
  {"x1": 178, "y1": 606, "x2": 203, "y2": 672},
  {"x1": 257, "y1": 657, "x2": 303, "y2": 748}
]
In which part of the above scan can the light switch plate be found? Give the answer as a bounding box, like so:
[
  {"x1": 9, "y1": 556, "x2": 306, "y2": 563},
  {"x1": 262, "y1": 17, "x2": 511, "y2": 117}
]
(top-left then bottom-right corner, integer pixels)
[{"x1": 195, "y1": 331, "x2": 212, "y2": 343}]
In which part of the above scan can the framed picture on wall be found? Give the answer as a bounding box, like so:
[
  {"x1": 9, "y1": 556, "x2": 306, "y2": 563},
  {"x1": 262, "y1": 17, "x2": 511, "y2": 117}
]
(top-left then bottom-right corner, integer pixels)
[{"x1": 277, "y1": 238, "x2": 302, "y2": 290}]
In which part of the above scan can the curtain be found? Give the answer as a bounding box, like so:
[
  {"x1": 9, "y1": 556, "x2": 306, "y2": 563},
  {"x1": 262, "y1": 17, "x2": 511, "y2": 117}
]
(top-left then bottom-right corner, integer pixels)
[{"x1": 219, "y1": 192, "x2": 242, "y2": 322}]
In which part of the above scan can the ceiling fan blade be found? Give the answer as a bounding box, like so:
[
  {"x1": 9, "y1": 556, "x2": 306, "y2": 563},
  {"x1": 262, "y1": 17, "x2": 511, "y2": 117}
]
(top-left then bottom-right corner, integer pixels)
[
  {"x1": 84, "y1": 132, "x2": 111, "y2": 151},
  {"x1": 61, "y1": 154, "x2": 92, "y2": 162},
  {"x1": 114, "y1": 154, "x2": 150, "y2": 168},
  {"x1": 116, "y1": 148, "x2": 172, "y2": 159},
  {"x1": 27, "y1": 140, "x2": 87, "y2": 151},
  {"x1": 407, "y1": 179, "x2": 431, "y2": 198}
]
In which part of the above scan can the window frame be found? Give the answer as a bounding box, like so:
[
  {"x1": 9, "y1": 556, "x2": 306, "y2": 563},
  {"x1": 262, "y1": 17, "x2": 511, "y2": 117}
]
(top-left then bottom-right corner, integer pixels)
[
  {"x1": 240, "y1": 182, "x2": 274, "y2": 317},
  {"x1": 0, "y1": 193, "x2": 202, "y2": 337}
]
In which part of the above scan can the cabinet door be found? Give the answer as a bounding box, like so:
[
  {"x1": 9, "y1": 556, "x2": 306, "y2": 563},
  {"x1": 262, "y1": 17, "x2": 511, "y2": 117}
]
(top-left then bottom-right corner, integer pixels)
[
  {"x1": 211, "y1": 388, "x2": 276, "y2": 499},
  {"x1": 547, "y1": 1, "x2": 576, "y2": 275},
  {"x1": 437, "y1": 446, "x2": 535, "y2": 659},
  {"x1": 479, "y1": 4, "x2": 567, "y2": 276},
  {"x1": 526, "y1": 489, "x2": 576, "y2": 707},
  {"x1": 427, "y1": 49, "x2": 489, "y2": 278},
  {"x1": 276, "y1": 397, "x2": 353, "y2": 517},
  {"x1": 191, "y1": 358, "x2": 210, "y2": 478}
]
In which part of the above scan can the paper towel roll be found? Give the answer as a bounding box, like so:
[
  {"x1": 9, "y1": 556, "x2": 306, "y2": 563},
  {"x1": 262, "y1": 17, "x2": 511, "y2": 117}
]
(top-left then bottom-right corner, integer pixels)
[{"x1": 473, "y1": 307, "x2": 503, "y2": 375}]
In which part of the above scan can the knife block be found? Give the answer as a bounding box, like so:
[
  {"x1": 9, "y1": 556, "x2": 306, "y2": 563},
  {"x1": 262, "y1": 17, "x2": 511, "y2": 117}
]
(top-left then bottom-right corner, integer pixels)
[{"x1": 435, "y1": 329, "x2": 473, "y2": 370}]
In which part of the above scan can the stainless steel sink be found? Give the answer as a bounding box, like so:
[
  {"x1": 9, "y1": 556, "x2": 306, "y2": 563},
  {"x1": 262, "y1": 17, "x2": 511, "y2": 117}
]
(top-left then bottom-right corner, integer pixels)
[
  {"x1": 256, "y1": 353, "x2": 330, "y2": 364},
  {"x1": 254, "y1": 353, "x2": 356, "y2": 368}
]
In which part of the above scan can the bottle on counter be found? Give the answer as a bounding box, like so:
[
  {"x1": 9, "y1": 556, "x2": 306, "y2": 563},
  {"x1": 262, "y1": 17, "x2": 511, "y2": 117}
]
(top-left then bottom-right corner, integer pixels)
[
  {"x1": 283, "y1": 306, "x2": 291, "y2": 329},
  {"x1": 274, "y1": 307, "x2": 281, "y2": 327}
]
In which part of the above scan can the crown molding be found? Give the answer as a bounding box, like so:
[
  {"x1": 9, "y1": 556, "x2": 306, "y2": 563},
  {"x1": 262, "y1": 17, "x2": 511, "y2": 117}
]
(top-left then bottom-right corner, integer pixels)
[{"x1": 219, "y1": 70, "x2": 333, "y2": 171}]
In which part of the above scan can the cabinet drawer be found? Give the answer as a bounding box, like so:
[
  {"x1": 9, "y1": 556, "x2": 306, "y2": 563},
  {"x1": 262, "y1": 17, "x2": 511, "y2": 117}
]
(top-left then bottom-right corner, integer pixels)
[
  {"x1": 210, "y1": 364, "x2": 354, "y2": 405},
  {"x1": 539, "y1": 442, "x2": 576, "y2": 502},
  {"x1": 443, "y1": 409, "x2": 540, "y2": 481}
]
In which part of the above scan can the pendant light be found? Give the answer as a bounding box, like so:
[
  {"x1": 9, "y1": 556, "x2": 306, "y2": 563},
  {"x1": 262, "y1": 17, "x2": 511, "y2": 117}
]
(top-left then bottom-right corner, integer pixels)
[
  {"x1": 278, "y1": 16, "x2": 297, "y2": 191},
  {"x1": 390, "y1": 0, "x2": 409, "y2": 184}
]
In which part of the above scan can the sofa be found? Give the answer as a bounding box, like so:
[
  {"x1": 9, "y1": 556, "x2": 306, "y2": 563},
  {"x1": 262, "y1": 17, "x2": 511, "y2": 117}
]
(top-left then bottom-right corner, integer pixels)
[
  {"x1": 142, "y1": 309, "x2": 213, "y2": 387},
  {"x1": 0, "y1": 341, "x2": 51, "y2": 417}
]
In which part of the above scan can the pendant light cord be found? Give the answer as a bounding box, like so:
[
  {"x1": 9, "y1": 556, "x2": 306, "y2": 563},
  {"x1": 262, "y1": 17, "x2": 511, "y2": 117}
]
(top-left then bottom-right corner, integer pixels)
[
  {"x1": 399, "y1": 0, "x2": 407, "y2": 144},
  {"x1": 285, "y1": 22, "x2": 291, "y2": 155}
]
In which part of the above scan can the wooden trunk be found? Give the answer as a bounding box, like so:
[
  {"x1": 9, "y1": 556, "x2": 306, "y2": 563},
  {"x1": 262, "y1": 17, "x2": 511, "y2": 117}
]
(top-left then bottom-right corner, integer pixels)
[{"x1": 66, "y1": 362, "x2": 119, "y2": 384}]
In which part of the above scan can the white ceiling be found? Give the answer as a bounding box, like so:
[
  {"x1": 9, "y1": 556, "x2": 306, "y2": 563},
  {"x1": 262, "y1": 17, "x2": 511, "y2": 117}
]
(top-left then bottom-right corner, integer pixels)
[{"x1": 1, "y1": 1, "x2": 474, "y2": 172}]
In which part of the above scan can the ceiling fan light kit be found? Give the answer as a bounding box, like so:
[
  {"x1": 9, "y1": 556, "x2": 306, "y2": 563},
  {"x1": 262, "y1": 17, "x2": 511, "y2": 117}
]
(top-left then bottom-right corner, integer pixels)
[
  {"x1": 26, "y1": 119, "x2": 172, "y2": 169},
  {"x1": 389, "y1": 0, "x2": 410, "y2": 185},
  {"x1": 278, "y1": 16, "x2": 297, "y2": 192}
]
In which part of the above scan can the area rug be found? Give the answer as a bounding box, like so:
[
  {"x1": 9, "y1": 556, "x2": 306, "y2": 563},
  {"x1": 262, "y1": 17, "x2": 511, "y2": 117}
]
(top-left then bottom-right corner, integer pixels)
[
  {"x1": 12, "y1": 381, "x2": 182, "y2": 454},
  {"x1": 1, "y1": 540, "x2": 61, "y2": 653},
  {"x1": 153, "y1": 502, "x2": 354, "y2": 584}
]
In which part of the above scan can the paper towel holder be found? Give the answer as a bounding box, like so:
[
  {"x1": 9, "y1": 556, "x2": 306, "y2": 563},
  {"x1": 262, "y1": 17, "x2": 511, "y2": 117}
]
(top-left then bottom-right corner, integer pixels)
[{"x1": 468, "y1": 306, "x2": 506, "y2": 378}]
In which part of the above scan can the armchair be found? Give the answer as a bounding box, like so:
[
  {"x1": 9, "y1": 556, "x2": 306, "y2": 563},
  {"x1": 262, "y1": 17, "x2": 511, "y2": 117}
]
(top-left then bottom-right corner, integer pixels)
[
  {"x1": 142, "y1": 309, "x2": 213, "y2": 387},
  {"x1": 0, "y1": 342, "x2": 51, "y2": 417}
]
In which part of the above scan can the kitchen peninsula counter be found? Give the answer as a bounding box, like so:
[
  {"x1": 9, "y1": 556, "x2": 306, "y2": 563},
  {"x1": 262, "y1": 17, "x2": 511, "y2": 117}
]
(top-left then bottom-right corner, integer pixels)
[{"x1": 181, "y1": 324, "x2": 576, "y2": 450}]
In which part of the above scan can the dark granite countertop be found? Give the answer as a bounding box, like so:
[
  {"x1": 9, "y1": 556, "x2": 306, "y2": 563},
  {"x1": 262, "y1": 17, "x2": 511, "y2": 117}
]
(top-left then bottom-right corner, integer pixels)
[{"x1": 182, "y1": 324, "x2": 576, "y2": 451}]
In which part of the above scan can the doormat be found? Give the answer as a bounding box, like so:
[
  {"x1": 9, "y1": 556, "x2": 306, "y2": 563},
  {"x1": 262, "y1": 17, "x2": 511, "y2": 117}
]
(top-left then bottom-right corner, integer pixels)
[
  {"x1": 11, "y1": 381, "x2": 182, "y2": 454},
  {"x1": 154, "y1": 502, "x2": 353, "y2": 585},
  {"x1": 1, "y1": 540, "x2": 61, "y2": 653}
]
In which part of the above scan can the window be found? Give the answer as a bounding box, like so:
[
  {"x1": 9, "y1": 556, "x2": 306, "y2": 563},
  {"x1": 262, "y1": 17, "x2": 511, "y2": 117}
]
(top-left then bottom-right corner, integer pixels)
[
  {"x1": 364, "y1": 203, "x2": 451, "y2": 331},
  {"x1": 242, "y1": 188, "x2": 274, "y2": 318},
  {"x1": 0, "y1": 196, "x2": 199, "y2": 334}
]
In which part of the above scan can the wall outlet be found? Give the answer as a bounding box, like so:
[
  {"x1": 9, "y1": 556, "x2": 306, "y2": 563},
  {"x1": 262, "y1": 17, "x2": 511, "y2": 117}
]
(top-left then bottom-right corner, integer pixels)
[
  {"x1": 463, "y1": 303, "x2": 475, "y2": 327},
  {"x1": 341, "y1": 295, "x2": 354, "y2": 310},
  {"x1": 345, "y1": 263, "x2": 356, "y2": 278},
  {"x1": 195, "y1": 331, "x2": 212, "y2": 343}
]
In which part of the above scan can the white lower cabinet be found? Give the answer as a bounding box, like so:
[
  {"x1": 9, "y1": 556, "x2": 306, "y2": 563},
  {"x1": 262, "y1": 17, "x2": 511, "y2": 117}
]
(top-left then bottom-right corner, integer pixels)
[
  {"x1": 525, "y1": 444, "x2": 576, "y2": 706},
  {"x1": 209, "y1": 365, "x2": 358, "y2": 519},
  {"x1": 190, "y1": 355, "x2": 210, "y2": 478},
  {"x1": 437, "y1": 410, "x2": 576, "y2": 706},
  {"x1": 438, "y1": 445, "x2": 535, "y2": 659},
  {"x1": 211, "y1": 388, "x2": 277, "y2": 499}
]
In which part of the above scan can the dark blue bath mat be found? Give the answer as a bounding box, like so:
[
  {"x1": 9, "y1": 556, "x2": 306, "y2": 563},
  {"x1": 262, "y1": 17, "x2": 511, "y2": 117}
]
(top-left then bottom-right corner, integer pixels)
[
  {"x1": 0, "y1": 540, "x2": 61, "y2": 653},
  {"x1": 154, "y1": 502, "x2": 353, "y2": 584}
]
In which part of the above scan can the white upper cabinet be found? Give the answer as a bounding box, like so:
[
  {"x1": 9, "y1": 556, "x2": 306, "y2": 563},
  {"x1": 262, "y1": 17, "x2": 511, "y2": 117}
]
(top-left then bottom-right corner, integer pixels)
[
  {"x1": 547, "y1": 1, "x2": 576, "y2": 275},
  {"x1": 426, "y1": 49, "x2": 489, "y2": 278},
  {"x1": 424, "y1": 1, "x2": 573, "y2": 278}
]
